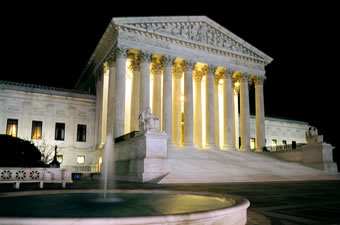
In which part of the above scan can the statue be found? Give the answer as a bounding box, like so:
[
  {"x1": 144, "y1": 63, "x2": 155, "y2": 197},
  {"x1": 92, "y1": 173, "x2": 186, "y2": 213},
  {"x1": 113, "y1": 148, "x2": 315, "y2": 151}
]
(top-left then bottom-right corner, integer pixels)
[
  {"x1": 305, "y1": 126, "x2": 323, "y2": 145},
  {"x1": 138, "y1": 107, "x2": 160, "y2": 132}
]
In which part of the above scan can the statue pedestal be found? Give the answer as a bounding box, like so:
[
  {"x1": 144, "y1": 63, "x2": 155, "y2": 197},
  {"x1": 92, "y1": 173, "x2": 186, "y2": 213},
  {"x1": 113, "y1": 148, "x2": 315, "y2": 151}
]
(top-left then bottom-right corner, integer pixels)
[
  {"x1": 301, "y1": 143, "x2": 338, "y2": 174},
  {"x1": 115, "y1": 130, "x2": 171, "y2": 183}
]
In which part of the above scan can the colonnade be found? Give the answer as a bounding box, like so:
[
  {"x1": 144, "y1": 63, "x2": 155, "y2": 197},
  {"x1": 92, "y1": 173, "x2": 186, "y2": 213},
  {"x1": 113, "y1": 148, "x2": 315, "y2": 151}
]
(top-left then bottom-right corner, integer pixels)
[{"x1": 96, "y1": 46, "x2": 266, "y2": 152}]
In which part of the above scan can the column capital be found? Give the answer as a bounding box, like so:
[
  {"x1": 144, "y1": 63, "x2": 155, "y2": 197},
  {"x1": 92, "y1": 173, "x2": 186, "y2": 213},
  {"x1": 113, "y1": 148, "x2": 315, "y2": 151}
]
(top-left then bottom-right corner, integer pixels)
[
  {"x1": 226, "y1": 69, "x2": 234, "y2": 79},
  {"x1": 151, "y1": 61, "x2": 163, "y2": 76},
  {"x1": 128, "y1": 58, "x2": 140, "y2": 72},
  {"x1": 214, "y1": 72, "x2": 223, "y2": 85},
  {"x1": 184, "y1": 59, "x2": 196, "y2": 71},
  {"x1": 193, "y1": 69, "x2": 204, "y2": 82},
  {"x1": 253, "y1": 75, "x2": 266, "y2": 86},
  {"x1": 116, "y1": 46, "x2": 129, "y2": 58},
  {"x1": 172, "y1": 62, "x2": 184, "y2": 79},
  {"x1": 207, "y1": 64, "x2": 218, "y2": 76},
  {"x1": 161, "y1": 55, "x2": 176, "y2": 66},
  {"x1": 139, "y1": 50, "x2": 153, "y2": 63}
]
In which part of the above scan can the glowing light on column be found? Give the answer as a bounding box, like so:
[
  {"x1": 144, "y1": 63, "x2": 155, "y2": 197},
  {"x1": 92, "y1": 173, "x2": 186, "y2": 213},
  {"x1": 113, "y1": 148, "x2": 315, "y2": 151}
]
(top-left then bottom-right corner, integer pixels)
[
  {"x1": 124, "y1": 59, "x2": 133, "y2": 134},
  {"x1": 218, "y1": 79, "x2": 224, "y2": 148},
  {"x1": 201, "y1": 75, "x2": 206, "y2": 147}
]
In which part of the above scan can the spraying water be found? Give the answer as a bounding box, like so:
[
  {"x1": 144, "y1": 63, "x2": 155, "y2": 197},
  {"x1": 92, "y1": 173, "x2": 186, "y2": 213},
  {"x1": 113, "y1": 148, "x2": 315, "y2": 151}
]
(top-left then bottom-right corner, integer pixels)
[{"x1": 102, "y1": 135, "x2": 115, "y2": 199}]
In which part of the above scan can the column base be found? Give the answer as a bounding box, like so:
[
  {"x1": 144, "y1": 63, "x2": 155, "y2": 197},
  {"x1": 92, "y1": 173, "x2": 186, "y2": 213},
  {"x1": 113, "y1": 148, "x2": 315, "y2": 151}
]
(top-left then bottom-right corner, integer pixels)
[
  {"x1": 222, "y1": 145, "x2": 238, "y2": 151},
  {"x1": 239, "y1": 146, "x2": 252, "y2": 152},
  {"x1": 255, "y1": 147, "x2": 263, "y2": 152},
  {"x1": 205, "y1": 143, "x2": 218, "y2": 150}
]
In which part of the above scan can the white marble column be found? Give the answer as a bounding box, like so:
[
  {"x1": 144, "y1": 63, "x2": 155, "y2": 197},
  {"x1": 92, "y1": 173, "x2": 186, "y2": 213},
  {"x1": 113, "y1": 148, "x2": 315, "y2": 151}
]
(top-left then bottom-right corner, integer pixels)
[
  {"x1": 139, "y1": 51, "x2": 152, "y2": 114},
  {"x1": 183, "y1": 60, "x2": 195, "y2": 147},
  {"x1": 239, "y1": 72, "x2": 251, "y2": 152},
  {"x1": 205, "y1": 65, "x2": 217, "y2": 149},
  {"x1": 106, "y1": 61, "x2": 115, "y2": 138},
  {"x1": 114, "y1": 47, "x2": 128, "y2": 138},
  {"x1": 129, "y1": 58, "x2": 140, "y2": 132},
  {"x1": 214, "y1": 73, "x2": 221, "y2": 149},
  {"x1": 232, "y1": 79, "x2": 240, "y2": 149},
  {"x1": 172, "y1": 63, "x2": 183, "y2": 147},
  {"x1": 193, "y1": 69, "x2": 203, "y2": 148},
  {"x1": 255, "y1": 76, "x2": 266, "y2": 152},
  {"x1": 151, "y1": 60, "x2": 163, "y2": 126},
  {"x1": 223, "y1": 69, "x2": 237, "y2": 151},
  {"x1": 95, "y1": 68, "x2": 104, "y2": 148},
  {"x1": 162, "y1": 55, "x2": 175, "y2": 138}
]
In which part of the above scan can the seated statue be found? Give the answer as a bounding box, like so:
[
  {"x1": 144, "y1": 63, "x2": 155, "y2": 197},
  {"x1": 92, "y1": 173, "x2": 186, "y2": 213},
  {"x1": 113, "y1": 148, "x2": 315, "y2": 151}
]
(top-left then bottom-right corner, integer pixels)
[
  {"x1": 305, "y1": 126, "x2": 323, "y2": 144},
  {"x1": 138, "y1": 107, "x2": 160, "y2": 132}
]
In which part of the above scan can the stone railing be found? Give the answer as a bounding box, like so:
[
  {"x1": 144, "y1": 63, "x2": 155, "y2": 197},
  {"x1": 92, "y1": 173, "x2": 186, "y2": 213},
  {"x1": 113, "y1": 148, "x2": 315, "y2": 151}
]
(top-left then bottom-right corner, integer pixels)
[{"x1": 0, "y1": 167, "x2": 73, "y2": 189}]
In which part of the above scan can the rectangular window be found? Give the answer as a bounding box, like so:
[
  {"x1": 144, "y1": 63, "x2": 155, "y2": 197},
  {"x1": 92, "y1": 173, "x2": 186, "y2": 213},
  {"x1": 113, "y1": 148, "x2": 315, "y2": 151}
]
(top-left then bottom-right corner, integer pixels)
[
  {"x1": 77, "y1": 155, "x2": 85, "y2": 164},
  {"x1": 250, "y1": 138, "x2": 256, "y2": 150},
  {"x1": 57, "y1": 155, "x2": 63, "y2": 163},
  {"x1": 6, "y1": 119, "x2": 18, "y2": 137},
  {"x1": 31, "y1": 121, "x2": 43, "y2": 139},
  {"x1": 55, "y1": 123, "x2": 65, "y2": 141},
  {"x1": 77, "y1": 124, "x2": 87, "y2": 142},
  {"x1": 282, "y1": 140, "x2": 287, "y2": 150},
  {"x1": 272, "y1": 139, "x2": 277, "y2": 151}
]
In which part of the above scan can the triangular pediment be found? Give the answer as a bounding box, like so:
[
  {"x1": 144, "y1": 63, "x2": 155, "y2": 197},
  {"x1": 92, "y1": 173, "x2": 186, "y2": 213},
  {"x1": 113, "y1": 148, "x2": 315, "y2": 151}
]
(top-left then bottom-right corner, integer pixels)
[{"x1": 112, "y1": 16, "x2": 273, "y2": 63}]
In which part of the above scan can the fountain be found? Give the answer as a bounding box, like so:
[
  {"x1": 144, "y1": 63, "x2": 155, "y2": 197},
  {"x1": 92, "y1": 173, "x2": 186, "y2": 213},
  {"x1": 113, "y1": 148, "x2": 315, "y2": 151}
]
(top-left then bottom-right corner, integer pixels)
[{"x1": 0, "y1": 111, "x2": 250, "y2": 224}]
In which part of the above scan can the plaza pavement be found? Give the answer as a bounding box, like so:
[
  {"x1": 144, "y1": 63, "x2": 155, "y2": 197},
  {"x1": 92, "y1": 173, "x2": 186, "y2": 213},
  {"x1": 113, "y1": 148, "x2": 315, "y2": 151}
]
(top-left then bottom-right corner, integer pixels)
[{"x1": 1, "y1": 179, "x2": 340, "y2": 225}]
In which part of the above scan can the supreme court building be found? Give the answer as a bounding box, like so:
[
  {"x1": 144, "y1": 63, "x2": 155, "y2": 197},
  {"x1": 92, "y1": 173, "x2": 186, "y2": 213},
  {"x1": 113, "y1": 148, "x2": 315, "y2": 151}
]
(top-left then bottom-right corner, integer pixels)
[{"x1": 0, "y1": 16, "x2": 310, "y2": 172}]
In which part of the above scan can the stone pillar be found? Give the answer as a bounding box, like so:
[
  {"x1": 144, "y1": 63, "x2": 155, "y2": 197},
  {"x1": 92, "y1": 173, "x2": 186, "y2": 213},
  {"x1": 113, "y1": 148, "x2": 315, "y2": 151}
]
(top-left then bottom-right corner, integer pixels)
[
  {"x1": 205, "y1": 65, "x2": 217, "y2": 149},
  {"x1": 95, "y1": 68, "x2": 104, "y2": 148},
  {"x1": 106, "y1": 61, "x2": 115, "y2": 138},
  {"x1": 223, "y1": 69, "x2": 237, "y2": 151},
  {"x1": 183, "y1": 60, "x2": 195, "y2": 147},
  {"x1": 193, "y1": 68, "x2": 203, "y2": 148},
  {"x1": 162, "y1": 55, "x2": 175, "y2": 139},
  {"x1": 129, "y1": 57, "x2": 140, "y2": 132},
  {"x1": 139, "y1": 51, "x2": 152, "y2": 114},
  {"x1": 172, "y1": 62, "x2": 183, "y2": 147},
  {"x1": 151, "y1": 59, "x2": 163, "y2": 126},
  {"x1": 114, "y1": 47, "x2": 128, "y2": 138},
  {"x1": 254, "y1": 76, "x2": 266, "y2": 152},
  {"x1": 232, "y1": 79, "x2": 240, "y2": 149},
  {"x1": 214, "y1": 73, "x2": 220, "y2": 149},
  {"x1": 239, "y1": 72, "x2": 251, "y2": 152}
]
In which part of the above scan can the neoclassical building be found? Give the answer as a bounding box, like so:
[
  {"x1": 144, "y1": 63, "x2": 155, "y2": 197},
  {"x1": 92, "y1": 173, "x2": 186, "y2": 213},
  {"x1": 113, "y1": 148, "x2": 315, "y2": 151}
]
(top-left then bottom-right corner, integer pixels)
[
  {"x1": 76, "y1": 16, "x2": 272, "y2": 153},
  {"x1": 0, "y1": 16, "x2": 311, "y2": 172}
]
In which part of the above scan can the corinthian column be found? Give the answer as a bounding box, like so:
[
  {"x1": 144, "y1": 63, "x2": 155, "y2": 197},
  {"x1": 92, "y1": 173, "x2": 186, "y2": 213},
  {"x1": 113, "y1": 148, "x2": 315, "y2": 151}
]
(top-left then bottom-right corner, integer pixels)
[
  {"x1": 162, "y1": 55, "x2": 175, "y2": 138},
  {"x1": 239, "y1": 72, "x2": 251, "y2": 152},
  {"x1": 114, "y1": 47, "x2": 128, "y2": 138},
  {"x1": 139, "y1": 51, "x2": 152, "y2": 114},
  {"x1": 172, "y1": 62, "x2": 183, "y2": 147},
  {"x1": 214, "y1": 72, "x2": 221, "y2": 149},
  {"x1": 255, "y1": 76, "x2": 266, "y2": 152},
  {"x1": 205, "y1": 64, "x2": 217, "y2": 149},
  {"x1": 129, "y1": 57, "x2": 140, "y2": 132},
  {"x1": 183, "y1": 60, "x2": 195, "y2": 147},
  {"x1": 193, "y1": 68, "x2": 203, "y2": 148},
  {"x1": 151, "y1": 59, "x2": 163, "y2": 126},
  {"x1": 223, "y1": 69, "x2": 237, "y2": 151}
]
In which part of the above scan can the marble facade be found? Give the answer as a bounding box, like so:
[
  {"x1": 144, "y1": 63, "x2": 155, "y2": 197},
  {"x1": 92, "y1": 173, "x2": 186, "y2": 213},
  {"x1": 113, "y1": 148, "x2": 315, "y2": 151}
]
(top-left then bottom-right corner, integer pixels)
[
  {"x1": 0, "y1": 16, "x2": 312, "y2": 173},
  {"x1": 77, "y1": 16, "x2": 273, "y2": 153}
]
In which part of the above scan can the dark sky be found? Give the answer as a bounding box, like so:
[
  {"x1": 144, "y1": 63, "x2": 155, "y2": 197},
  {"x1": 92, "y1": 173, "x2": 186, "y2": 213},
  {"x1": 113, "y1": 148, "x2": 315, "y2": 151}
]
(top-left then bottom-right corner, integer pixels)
[{"x1": 1, "y1": 3, "x2": 339, "y2": 160}]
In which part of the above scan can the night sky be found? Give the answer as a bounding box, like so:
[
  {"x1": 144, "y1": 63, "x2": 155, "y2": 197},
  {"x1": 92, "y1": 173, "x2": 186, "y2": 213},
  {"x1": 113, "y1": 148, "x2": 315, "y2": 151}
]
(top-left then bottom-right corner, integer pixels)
[{"x1": 1, "y1": 4, "x2": 339, "y2": 164}]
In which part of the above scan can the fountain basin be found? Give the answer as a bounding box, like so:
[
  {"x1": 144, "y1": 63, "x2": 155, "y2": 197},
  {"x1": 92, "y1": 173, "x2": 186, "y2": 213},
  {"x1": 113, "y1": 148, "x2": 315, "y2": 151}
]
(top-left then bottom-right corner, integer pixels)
[{"x1": 0, "y1": 189, "x2": 249, "y2": 225}]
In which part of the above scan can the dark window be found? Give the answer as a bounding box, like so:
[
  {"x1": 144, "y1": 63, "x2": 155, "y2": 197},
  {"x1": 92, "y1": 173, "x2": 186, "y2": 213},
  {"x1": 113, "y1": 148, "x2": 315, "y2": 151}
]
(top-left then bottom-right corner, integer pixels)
[
  {"x1": 55, "y1": 123, "x2": 65, "y2": 141},
  {"x1": 77, "y1": 124, "x2": 86, "y2": 142},
  {"x1": 31, "y1": 121, "x2": 43, "y2": 139},
  {"x1": 7, "y1": 119, "x2": 18, "y2": 137}
]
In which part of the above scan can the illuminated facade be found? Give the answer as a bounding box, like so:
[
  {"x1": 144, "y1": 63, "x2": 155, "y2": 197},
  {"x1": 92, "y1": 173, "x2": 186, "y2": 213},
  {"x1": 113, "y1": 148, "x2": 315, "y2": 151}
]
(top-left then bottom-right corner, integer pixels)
[
  {"x1": 76, "y1": 16, "x2": 273, "y2": 153},
  {"x1": 0, "y1": 17, "x2": 310, "y2": 172}
]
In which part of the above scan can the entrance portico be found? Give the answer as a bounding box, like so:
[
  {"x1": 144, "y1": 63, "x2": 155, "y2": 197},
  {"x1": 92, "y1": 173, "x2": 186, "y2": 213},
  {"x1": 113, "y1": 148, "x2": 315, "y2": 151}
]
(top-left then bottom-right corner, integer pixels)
[{"x1": 76, "y1": 16, "x2": 273, "y2": 152}]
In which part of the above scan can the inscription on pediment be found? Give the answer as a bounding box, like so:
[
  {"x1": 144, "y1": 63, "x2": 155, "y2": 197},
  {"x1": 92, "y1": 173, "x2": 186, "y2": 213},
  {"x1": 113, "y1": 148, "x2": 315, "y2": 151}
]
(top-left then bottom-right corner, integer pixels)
[{"x1": 123, "y1": 22, "x2": 263, "y2": 60}]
